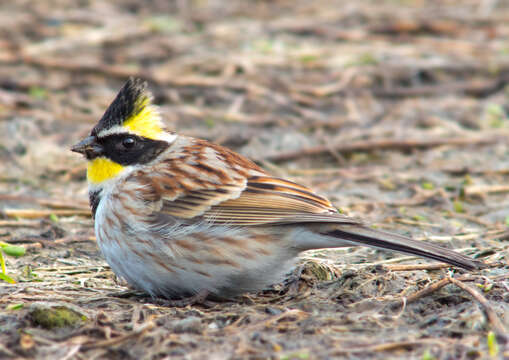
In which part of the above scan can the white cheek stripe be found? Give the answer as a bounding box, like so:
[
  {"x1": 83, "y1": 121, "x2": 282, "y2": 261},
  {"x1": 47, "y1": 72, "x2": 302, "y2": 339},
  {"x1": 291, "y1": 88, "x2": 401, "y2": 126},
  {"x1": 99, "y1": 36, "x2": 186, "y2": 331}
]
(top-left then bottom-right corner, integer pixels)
[
  {"x1": 158, "y1": 132, "x2": 177, "y2": 143},
  {"x1": 96, "y1": 125, "x2": 134, "y2": 138},
  {"x1": 97, "y1": 126, "x2": 177, "y2": 143}
]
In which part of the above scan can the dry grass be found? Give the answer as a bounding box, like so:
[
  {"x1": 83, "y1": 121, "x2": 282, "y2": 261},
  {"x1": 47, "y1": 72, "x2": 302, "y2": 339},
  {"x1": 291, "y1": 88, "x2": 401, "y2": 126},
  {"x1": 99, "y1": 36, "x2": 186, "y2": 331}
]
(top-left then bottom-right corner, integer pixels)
[{"x1": 0, "y1": 0, "x2": 508, "y2": 359}]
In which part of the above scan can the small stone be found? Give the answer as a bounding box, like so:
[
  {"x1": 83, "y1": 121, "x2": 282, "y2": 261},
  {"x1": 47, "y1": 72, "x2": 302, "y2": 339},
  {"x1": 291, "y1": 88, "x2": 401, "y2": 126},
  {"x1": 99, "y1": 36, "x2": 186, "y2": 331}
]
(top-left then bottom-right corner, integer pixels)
[{"x1": 172, "y1": 316, "x2": 203, "y2": 334}]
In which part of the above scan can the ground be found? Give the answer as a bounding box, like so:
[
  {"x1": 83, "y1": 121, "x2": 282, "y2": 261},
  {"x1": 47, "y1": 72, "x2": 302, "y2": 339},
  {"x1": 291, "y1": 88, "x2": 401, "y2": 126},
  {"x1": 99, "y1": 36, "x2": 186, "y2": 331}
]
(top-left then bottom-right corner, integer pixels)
[{"x1": 0, "y1": 0, "x2": 508, "y2": 359}]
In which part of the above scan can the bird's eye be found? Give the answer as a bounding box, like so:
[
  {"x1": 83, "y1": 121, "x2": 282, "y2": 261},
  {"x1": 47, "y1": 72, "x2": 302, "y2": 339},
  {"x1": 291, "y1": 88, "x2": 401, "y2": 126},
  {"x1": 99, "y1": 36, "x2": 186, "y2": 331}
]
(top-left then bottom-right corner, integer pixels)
[{"x1": 122, "y1": 136, "x2": 136, "y2": 149}]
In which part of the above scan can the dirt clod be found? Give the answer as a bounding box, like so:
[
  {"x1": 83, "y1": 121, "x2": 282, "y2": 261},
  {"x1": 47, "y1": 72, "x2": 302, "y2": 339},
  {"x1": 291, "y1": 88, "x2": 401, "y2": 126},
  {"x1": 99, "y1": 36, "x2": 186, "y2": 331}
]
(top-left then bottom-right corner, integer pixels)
[{"x1": 29, "y1": 302, "x2": 88, "y2": 329}]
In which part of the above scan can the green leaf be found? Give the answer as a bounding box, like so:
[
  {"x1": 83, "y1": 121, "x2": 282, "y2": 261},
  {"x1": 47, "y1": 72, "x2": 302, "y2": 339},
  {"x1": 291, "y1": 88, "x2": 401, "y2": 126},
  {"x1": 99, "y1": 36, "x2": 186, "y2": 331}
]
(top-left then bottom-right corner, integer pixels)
[
  {"x1": 378, "y1": 178, "x2": 396, "y2": 190},
  {"x1": 485, "y1": 104, "x2": 506, "y2": 128},
  {"x1": 28, "y1": 86, "x2": 47, "y2": 99},
  {"x1": 2, "y1": 245, "x2": 25, "y2": 257},
  {"x1": 487, "y1": 331, "x2": 499, "y2": 357},
  {"x1": 299, "y1": 54, "x2": 319, "y2": 64},
  {"x1": 421, "y1": 181, "x2": 434, "y2": 190},
  {"x1": 346, "y1": 53, "x2": 378, "y2": 67},
  {"x1": 22, "y1": 265, "x2": 37, "y2": 279},
  {"x1": 279, "y1": 353, "x2": 309, "y2": 360},
  {"x1": 203, "y1": 117, "x2": 215, "y2": 128},
  {"x1": 144, "y1": 16, "x2": 181, "y2": 33},
  {"x1": 0, "y1": 272, "x2": 16, "y2": 284},
  {"x1": 413, "y1": 214, "x2": 427, "y2": 222},
  {"x1": 462, "y1": 174, "x2": 473, "y2": 186},
  {"x1": 6, "y1": 303, "x2": 23, "y2": 310},
  {"x1": 421, "y1": 350, "x2": 436, "y2": 360},
  {"x1": 453, "y1": 200, "x2": 465, "y2": 213},
  {"x1": 0, "y1": 251, "x2": 5, "y2": 274}
]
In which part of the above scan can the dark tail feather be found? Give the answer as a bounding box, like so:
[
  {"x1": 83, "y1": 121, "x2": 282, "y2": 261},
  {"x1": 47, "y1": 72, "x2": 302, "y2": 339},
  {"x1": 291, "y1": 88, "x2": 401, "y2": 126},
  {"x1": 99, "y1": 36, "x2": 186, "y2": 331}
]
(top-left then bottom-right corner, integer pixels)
[{"x1": 325, "y1": 225, "x2": 483, "y2": 270}]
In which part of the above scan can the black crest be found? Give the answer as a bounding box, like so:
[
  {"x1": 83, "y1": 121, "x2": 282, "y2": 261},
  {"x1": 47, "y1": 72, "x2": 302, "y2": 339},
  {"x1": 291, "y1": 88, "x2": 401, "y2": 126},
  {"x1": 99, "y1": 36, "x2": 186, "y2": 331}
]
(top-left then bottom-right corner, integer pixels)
[{"x1": 92, "y1": 77, "x2": 149, "y2": 135}]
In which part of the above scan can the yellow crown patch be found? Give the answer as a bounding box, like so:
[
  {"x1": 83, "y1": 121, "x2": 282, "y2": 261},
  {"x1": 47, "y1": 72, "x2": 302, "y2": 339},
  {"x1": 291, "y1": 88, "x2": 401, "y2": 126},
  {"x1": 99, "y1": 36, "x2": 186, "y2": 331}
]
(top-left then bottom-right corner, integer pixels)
[{"x1": 123, "y1": 97, "x2": 164, "y2": 140}]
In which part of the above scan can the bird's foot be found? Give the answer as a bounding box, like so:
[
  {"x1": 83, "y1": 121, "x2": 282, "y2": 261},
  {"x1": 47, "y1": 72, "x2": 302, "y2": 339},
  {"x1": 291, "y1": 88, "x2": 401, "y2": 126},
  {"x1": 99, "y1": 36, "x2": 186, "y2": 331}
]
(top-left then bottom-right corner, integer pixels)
[{"x1": 153, "y1": 289, "x2": 214, "y2": 308}]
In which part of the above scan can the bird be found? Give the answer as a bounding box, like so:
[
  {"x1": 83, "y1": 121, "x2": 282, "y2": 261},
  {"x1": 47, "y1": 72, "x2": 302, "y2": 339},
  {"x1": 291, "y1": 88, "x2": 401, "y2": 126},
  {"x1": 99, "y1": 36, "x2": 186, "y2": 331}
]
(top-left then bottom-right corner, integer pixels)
[{"x1": 71, "y1": 78, "x2": 482, "y2": 304}]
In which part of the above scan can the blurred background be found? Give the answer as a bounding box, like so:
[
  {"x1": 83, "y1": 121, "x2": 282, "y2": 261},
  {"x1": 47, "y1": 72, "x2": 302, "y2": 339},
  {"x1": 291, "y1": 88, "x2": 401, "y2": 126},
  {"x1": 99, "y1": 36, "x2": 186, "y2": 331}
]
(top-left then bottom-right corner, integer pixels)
[
  {"x1": 1, "y1": 1, "x2": 509, "y2": 225},
  {"x1": 0, "y1": 1, "x2": 508, "y2": 359}
]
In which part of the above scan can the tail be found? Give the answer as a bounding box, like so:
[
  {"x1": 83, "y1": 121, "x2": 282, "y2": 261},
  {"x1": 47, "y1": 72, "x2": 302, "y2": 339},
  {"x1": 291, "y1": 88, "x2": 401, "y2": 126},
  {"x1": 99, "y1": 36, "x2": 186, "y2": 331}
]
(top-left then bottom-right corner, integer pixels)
[{"x1": 321, "y1": 225, "x2": 482, "y2": 270}]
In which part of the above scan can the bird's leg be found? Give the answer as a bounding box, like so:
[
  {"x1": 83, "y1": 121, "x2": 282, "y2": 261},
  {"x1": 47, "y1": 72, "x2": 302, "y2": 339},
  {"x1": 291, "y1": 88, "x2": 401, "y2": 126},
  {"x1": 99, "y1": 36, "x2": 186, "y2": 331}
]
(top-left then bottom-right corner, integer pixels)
[
  {"x1": 153, "y1": 289, "x2": 213, "y2": 307},
  {"x1": 284, "y1": 264, "x2": 306, "y2": 294}
]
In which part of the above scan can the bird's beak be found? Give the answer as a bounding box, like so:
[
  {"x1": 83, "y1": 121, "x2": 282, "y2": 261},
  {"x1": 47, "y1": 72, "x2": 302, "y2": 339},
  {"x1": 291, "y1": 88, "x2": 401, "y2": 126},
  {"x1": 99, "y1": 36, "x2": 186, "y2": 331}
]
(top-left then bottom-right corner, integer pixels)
[{"x1": 71, "y1": 136, "x2": 103, "y2": 158}]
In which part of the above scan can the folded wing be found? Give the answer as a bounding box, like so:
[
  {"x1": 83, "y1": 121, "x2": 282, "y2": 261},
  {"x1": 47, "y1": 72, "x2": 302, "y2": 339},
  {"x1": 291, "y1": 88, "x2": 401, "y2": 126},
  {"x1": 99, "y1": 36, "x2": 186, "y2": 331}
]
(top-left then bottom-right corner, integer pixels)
[
  {"x1": 155, "y1": 169, "x2": 481, "y2": 270},
  {"x1": 161, "y1": 175, "x2": 358, "y2": 226}
]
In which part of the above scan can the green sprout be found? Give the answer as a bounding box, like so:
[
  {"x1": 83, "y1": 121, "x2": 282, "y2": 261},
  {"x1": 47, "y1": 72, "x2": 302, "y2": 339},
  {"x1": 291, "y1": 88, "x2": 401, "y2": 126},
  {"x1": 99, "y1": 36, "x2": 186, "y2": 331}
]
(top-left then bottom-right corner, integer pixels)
[
  {"x1": 421, "y1": 181, "x2": 434, "y2": 190},
  {"x1": 487, "y1": 331, "x2": 499, "y2": 357},
  {"x1": 453, "y1": 200, "x2": 465, "y2": 213},
  {"x1": 6, "y1": 303, "x2": 23, "y2": 310},
  {"x1": 421, "y1": 350, "x2": 436, "y2": 360},
  {"x1": 28, "y1": 86, "x2": 47, "y2": 100},
  {"x1": 0, "y1": 241, "x2": 26, "y2": 284}
]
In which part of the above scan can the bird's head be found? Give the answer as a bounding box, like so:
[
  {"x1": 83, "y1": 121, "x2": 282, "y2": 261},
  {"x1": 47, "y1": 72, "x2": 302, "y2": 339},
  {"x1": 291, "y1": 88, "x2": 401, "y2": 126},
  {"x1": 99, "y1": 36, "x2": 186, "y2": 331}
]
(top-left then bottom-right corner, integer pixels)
[{"x1": 71, "y1": 78, "x2": 175, "y2": 185}]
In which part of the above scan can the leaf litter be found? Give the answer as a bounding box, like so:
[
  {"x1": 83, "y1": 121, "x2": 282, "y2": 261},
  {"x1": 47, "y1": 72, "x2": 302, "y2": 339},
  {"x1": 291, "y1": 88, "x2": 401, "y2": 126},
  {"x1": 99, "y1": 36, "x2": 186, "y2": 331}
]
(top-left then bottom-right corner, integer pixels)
[{"x1": 0, "y1": 0, "x2": 508, "y2": 359}]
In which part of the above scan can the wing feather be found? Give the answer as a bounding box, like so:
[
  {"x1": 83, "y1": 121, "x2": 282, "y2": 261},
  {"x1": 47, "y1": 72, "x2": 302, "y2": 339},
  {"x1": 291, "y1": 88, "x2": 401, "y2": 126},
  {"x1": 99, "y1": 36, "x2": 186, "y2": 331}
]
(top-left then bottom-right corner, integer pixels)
[
  {"x1": 160, "y1": 175, "x2": 358, "y2": 226},
  {"x1": 148, "y1": 137, "x2": 356, "y2": 226}
]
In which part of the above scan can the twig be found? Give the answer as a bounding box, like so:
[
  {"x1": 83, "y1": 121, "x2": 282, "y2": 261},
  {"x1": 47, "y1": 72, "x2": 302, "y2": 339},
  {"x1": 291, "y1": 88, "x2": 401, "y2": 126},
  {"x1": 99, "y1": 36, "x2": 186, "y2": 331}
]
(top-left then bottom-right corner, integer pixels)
[
  {"x1": 3, "y1": 209, "x2": 91, "y2": 219},
  {"x1": 0, "y1": 220, "x2": 40, "y2": 228},
  {"x1": 369, "y1": 339, "x2": 446, "y2": 352},
  {"x1": 394, "y1": 218, "x2": 443, "y2": 228},
  {"x1": 331, "y1": 338, "x2": 450, "y2": 355},
  {"x1": 443, "y1": 211, "x2": 493, "y2": 228},
  {"x1": 389, "y1": 277, "x2": 452, "y2": 310},
  {"x1": 389, "y1": 275, "x2": 508, "y2": 339},
  {"x1": 53, "y1": 235, "x2": 96, "y2": 244},
  {"x1": 7, "y1": 235, "x2": 95, "y2": 249},
  {"x1": 58, "y1": 344, "x2": 81, "y2": 360},
  {"x1": 370, "y1": 19, "x2": 462, "y2": 36},
  {"x1": 0, "y1": 194, "x2": 88, "y2": 209},
  {"x1": 34, "y1": 265, "x2": 108, "y2": 273},
  {"x1": 0, "y1": 343, "x2": 16, "y2": 357},
  {"x1": 21, "y1": 243, "x2": 43, "y2": 250},
  {"x1": 260, "y1": 136, "x2": 500, "y2": 162},
  {"x1": 372, "y1": 76, "x2": 509, "y2": 99},
  {"x1": 19, "y1": 56, "x2": 277, "y2": 99},
  {"x1": 23, "y1": 26, "x2": 153, "y2": 56},
  {"x1": 388, "y1": 275, "x2": 476, "y2": 310},
  {"x1": 464, "y1": 184, "x2": 509, "y2": 196},
  {"x1": 224, "y1": 309, "x2": 309, "y2": 334},
  {"x1": 386, "y1": 263, "x2": 456, "y2": 271},
  {"x1": 20, "y1": 55, "x2": 142, "y2": 80},
  {"x1": 81, "y1": 320, "x2": 155, "y2": 350},
  {"x1": 448, "y1": 277, "x2": 507, "y2": 338}
]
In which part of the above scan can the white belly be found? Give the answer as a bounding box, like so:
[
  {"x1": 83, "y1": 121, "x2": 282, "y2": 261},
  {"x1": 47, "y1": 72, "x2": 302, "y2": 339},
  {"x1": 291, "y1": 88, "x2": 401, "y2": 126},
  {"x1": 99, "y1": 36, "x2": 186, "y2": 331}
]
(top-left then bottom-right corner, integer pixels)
[{"x1": 94, "y1": 194, "x2": 296, "y2": 299}]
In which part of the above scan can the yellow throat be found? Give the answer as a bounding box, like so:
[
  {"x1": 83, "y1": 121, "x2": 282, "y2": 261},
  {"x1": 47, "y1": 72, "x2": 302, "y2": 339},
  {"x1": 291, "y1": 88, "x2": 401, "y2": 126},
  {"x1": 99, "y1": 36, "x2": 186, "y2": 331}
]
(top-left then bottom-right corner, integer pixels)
[{"x1": 87, "y1": 158, "x2": 124, "y2": 184}]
